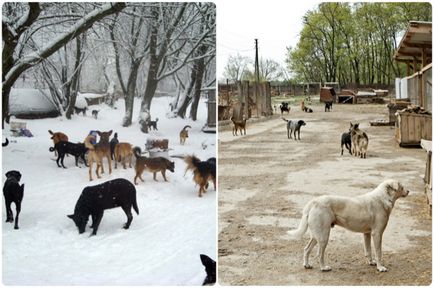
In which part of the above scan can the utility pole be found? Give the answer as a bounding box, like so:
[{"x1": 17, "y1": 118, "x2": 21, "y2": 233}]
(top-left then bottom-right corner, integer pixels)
[{"x1": 254, "y1": 39, "x2": 260, "y2": 117}]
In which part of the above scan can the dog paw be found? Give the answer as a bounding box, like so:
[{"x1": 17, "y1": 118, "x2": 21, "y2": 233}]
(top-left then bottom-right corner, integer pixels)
[
  {"x1": 123, "y1": 224, "x2": 130, "y2": 229},
  {"x1": 14, "y1": 226, "x2": 19, "y2": 230},
  {"x1": 368, "y1": 260, "x2": 376, "y2": 266},
  {"x1": 303, "y1": 264, "x2": 313, "y2": 269},
  {"x1": 377, "y1": 266, "x2": 388, "y2": 272},
  {"x1": 321, "y1": 266, "x2": 332, "y2": 272}
]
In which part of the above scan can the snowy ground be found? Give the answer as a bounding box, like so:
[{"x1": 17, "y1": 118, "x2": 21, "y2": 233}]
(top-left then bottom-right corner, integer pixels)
[{"x1": 2, "y1": 97, "x2": 216, "y2": 285}]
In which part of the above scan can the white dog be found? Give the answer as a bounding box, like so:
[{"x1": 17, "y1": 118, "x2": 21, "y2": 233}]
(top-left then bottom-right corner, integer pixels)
[{"x1": 287, "y1": 179, "x2": 409, "y2": 272}]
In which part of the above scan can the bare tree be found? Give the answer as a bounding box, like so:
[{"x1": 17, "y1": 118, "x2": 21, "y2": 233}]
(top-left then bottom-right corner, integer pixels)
[{"x1": 2, "y1": 2, "x2": 125, "y2": 127}]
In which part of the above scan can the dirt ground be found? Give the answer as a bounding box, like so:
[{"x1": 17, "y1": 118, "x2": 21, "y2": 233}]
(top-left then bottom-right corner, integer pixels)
[{"x1": 218, "y1": 103, "x2": 432, "y2": 286}]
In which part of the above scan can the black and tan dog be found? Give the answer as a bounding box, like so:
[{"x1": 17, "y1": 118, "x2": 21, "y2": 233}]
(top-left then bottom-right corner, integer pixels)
[
  {"x1": 282, "y1": 118, "x2": 306, "y2": 140},
  {"x1": 3, "y1": 170, "x2": 24, "y2": 230},
  {"x1": 49, "y1": 141, "x2": 88, "y2": 168},
  {"x1": 74, "y1": 106, "x2": 87, "y2": 116},
  {"x1": 184, "y1": 155, "x2": 216, "y2": 197},
  {"x1": 280, "y1": 102, "x2": 290, "y2": 115},
  {"x1": 133, "y1": 147, "x2": 175, "y2": 185},
  {"x1": 231, "y1": 116, "x2": 246, "y2": 136},
  {"x1": 49, "y1": 130, "x2": 69, "y2": 157},
  {"x1": 180, "y1": 125, "x2": 191, "y2": 145},
  {"x1": 68, "y1": 178, "x2": 139, "y2": 236},
  {"x1": 325, "y1": 101, "x2": 333, "y2": 112}
]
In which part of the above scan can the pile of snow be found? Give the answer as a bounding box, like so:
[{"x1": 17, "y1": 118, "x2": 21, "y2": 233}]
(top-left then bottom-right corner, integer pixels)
[
  {"x1": 2, "y1": 96, "x2": 216, "y2": 285},
  {"x1": 75, "y1": 93, "x2": 89, "y2": 108},
  {"x1": 9, "y1": 88, "x2": 57, "y2": 114}
]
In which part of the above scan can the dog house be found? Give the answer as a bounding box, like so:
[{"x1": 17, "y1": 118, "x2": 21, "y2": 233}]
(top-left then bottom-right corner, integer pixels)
[{"x1": 320, "y1": 87, "x2": 337, "y2": 103}]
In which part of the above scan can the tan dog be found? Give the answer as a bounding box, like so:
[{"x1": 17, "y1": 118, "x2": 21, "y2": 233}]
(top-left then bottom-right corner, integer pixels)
[
  {"x1": 287, "y1": 179, "x2": 409, "y2": 272},
  {"x1": 180, "y1": 125, "x2": 191, "y2": 145},
  {"x1": 114, "y1": 142, "x2": 133, "y2": 169},
  {"x1": 300, "y1": 100, "x2": 305, "y2": 111},
  {"x1": 48, "y1": 130, "x2": 68, "y2": 156},
  {"x1": 84, "y1": 130, "x2": 113, "y2": 181},
  {"x1": 133, "y1": 147, "x2": 175, "y2": 185}
]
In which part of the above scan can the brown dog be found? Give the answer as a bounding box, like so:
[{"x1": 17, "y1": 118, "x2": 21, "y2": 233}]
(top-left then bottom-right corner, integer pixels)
[
  {"x1": 84, "y1": 130, "x2": 113, "y2": 181},
  {"x1": 180, "y1": 125, "x2": 191, "y2": 145},
  {"x1": 48, "y1": 130, "x2": 68, "y2": 156},
  {"x1": 230, "y1": 117, "x2": 246, "y2": 136},
  {"x1": 133, "y1": 147, "x2": 175, "y2": 185},
  {"x1": 114, "y1": 142, "x2": 133, "y2": 169}
]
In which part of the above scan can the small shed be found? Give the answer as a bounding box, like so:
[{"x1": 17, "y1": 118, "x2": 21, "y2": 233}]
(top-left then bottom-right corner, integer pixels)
[
  {"x1": 320, "y1": 87, "x2": 337, "y2": 103},
  {"x1": 338, "y1": 89, "x2": 356, "y2": 104}
]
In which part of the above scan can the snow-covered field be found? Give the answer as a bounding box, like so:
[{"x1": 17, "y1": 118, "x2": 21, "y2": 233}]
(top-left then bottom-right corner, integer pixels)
[{"x1": 2, "y1": 96, "x2": 216, "y2": 285}]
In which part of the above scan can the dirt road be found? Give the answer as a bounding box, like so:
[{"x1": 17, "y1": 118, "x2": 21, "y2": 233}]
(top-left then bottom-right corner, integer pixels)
[{"x1": 218, "y1": 104, "x2": 431, "y2": 285}]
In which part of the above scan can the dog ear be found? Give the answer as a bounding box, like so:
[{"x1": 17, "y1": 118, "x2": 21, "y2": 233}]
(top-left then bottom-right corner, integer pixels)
[
  {"x1": 108, "y1": 130, "x2": 113, "y2": 136},
  {"x1": 385, "y1": 180, "x2": 399, "y2": 196}
]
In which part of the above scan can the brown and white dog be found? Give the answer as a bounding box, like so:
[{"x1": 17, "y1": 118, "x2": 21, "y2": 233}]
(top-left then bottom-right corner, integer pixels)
[{"x1": 287, "y1": 179, "x2": 409, "y2": 272}]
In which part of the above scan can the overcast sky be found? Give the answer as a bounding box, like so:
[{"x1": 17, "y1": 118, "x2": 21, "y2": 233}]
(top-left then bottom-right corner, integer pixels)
[{"x1": 216, "y1": 0, "x2": 322, "y2": 81}]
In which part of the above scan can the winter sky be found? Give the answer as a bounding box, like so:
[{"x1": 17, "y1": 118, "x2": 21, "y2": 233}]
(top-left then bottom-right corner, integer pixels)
[{"x1": 217, "y1": 0, "x2": 322, "y2": 81}]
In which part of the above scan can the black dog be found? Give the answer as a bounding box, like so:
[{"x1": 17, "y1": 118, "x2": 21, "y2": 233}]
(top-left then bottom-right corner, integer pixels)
[
  {"x1": 110, "y1": 132, "x2": 119, "y2": 160},
  {"x1": 147, "y1": 118, "x2": 159, "y2": 131},
  {"x1": 200, "y1": 254, "x2": 216, "y2": 286},
  {"x1": 3, "y1": 170, "x2": 24, "y2": 229},
  {"x1": 341, "y1": 132, "x2": 352, "y2": 155},
  {"x1": 49, "y1": 141, "x2": 88, "y2": 168},
  {"x1": 303, "y1": 106, "x2": 313, "y2": 113},
  {"x1": 92, "y1": 110, "x2": 99, "y2": 119},
  {"x1": 280, "y1": 102, "x2": 290, "y2": 115},
  {"x1": 68, "y1": 178, "x2": 139, "y2": 236},
  {"x1": 2, "y1": 138, "x2": 9, "y2": 147},
  {"x1": 282, "y1": 118, "x2": 306, "y2": 140},
  {"x1": 74, "y1": 106, "x2": 87, "y2": 116},
  {"x1": 325, "y1": 101, "x2": 333, "y2": 112}
]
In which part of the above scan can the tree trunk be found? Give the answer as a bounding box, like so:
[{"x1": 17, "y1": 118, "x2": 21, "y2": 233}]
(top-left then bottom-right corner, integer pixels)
[
  {"x1": 2, "y1": 2, "x2": 125, "y2": 128},
  {"x1": 122, "y1": 60, "x2": 141, "y2": 127},
  {"x1": 66, "y1": 36, "x2": 83, "y2": 119},
  {"x1": 177, "y1": 65, "x2": 197, "y2": 118},
  {"x1": 189, "y1": 52, "x2": 206, "y2": 121}
]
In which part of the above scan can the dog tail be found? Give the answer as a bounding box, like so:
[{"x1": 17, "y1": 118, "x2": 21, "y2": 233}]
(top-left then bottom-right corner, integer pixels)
[
  {"x1": 84, "y1": 135, "x2": 96, "y2": 150},
  {"x1": 287, "y1": 201, "x2": 313, "y2": 239},
  {"x1": 49, "y1": 146, "x2": 56, "y2": 152},
  {"x1": 133, "y1": 146, "x2": 142, "y2": 158},
  {"x1": 282, "y1": 118, "x2": 289, "y2": 122},
  {"x1": 133, "y1": 197, "x2": 139, "y2": 215},
  {"x1": 182, "y1": 125, "x2": 191, "y2": 132},
  {"x1": 2, "y1": 138, "x2": 9, "y2": 147}
]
